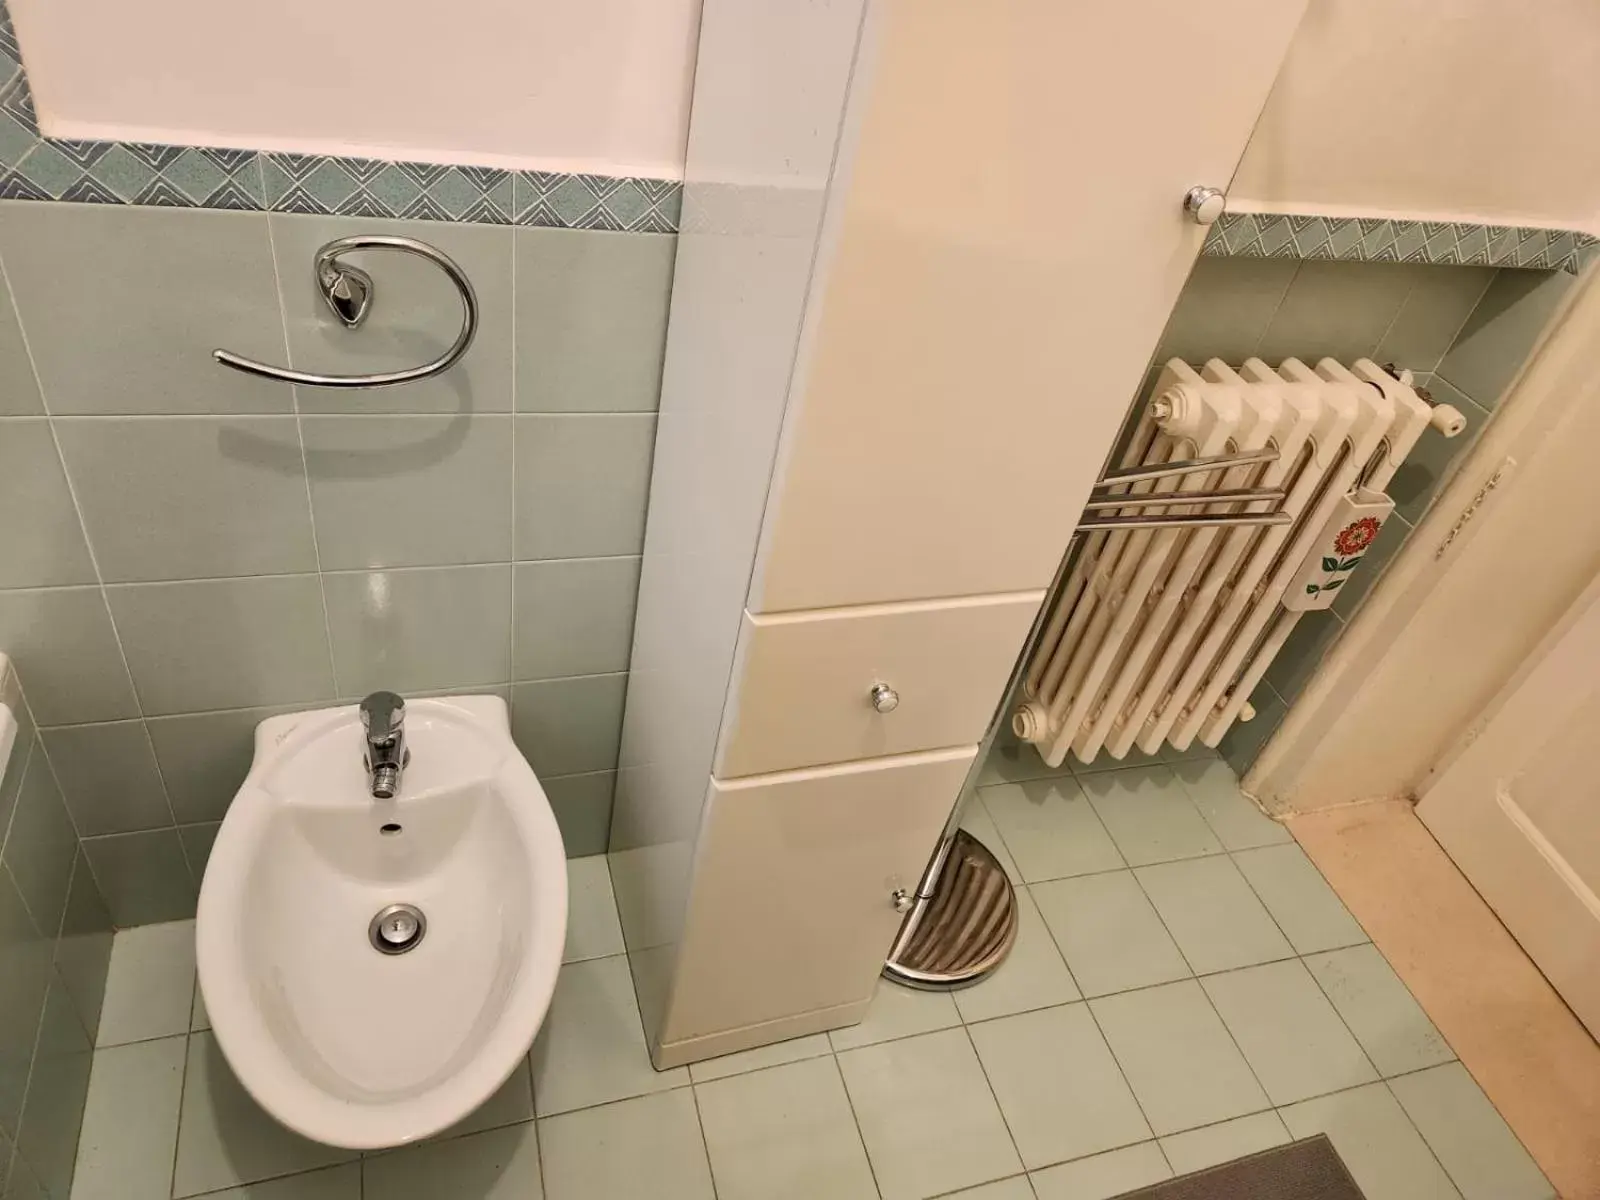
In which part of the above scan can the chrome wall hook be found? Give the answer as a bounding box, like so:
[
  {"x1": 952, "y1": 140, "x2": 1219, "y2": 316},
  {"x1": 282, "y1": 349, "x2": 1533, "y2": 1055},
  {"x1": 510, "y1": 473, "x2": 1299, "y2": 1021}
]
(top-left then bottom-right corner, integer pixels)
[
  {"x1": 214, "y1": 234, "x2": 478, "y2": 389},
  {"x1": 317, "y1": 253, "x2": 374, "y2": 329}
]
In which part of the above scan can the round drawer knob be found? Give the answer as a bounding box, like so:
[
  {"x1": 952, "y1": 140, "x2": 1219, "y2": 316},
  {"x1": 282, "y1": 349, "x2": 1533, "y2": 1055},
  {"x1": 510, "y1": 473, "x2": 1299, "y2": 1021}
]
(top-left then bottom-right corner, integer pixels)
[
  {"x1": 870, "y1": 683, "x2": 900, "y2": 714},
  {"x1": 1183, "y1": 185, "x2": 1226, "y2": 225},
  {"x1": 891, "y1": 888, "x2": 914, "y2": 914}
]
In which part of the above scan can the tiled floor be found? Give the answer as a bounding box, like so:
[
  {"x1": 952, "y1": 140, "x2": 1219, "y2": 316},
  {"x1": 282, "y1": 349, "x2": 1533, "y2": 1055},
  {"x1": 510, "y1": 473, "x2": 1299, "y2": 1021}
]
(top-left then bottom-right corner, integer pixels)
[
  {"x1": 1294, "y1": 798, "x2": 1600, "y2": 1200},
  {"x1": 66, "y1": 751, "x2": 1555, "y2": 1200}
]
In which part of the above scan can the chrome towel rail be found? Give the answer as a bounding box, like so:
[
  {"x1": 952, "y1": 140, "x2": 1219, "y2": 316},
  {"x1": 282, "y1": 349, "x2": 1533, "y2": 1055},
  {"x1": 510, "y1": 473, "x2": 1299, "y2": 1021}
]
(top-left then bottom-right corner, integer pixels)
[
  {"x1": 1077, "y1": 511, "x2": 1291, "y2": 531},
  {"x1": 885, "y1": 440, "x2": 1293, "y2": 990},
  {"x1": 1084, "y1": 447, "x2": 1288, "y2": 529},
  {"x1": 1095, "y1": 448, "x2": 1279, "y2": 487},
  {"x1": 1081, "y1": 485, "x2": 1285, "y2": 511},
  {"x1": 213, "y1": 235, "x2": 478, "y2": 389}
]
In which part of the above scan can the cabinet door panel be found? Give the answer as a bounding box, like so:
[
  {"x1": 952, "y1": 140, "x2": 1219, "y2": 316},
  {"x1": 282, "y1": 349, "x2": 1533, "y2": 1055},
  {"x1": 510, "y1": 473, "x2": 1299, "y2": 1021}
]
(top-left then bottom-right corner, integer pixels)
[
  {"x1": 749, "y1": 0, "x2": 1308, "y2": 611},
  {"x1": 660, "y1": 746, "x2": 976, "y2": 1046}
]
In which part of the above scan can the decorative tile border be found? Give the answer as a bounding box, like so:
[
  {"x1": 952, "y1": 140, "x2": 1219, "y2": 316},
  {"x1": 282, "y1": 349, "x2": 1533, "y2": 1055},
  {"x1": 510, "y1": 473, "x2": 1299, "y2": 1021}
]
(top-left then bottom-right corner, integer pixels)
[
  {"x1": 0, "y1": 0, "x2": 679, "y2": 230},
  {"x1": 1205, "y1": 212, "x2": 1597, "y2": 274},
  {"x1": 2, "y1": 0, "x2": 1591, "y2": 257}
]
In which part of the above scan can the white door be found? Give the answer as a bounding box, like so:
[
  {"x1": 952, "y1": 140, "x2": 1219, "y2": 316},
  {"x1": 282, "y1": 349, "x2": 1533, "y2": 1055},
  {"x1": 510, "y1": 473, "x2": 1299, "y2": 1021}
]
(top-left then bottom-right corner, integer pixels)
[{"x1": 1417, "y1": 571, "x2": 1600, "y2": 1038}]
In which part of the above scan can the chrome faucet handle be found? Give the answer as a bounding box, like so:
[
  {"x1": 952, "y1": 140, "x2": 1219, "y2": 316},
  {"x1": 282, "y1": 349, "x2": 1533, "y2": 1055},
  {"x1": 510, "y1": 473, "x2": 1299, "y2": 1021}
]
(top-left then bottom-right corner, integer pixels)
[{"x1": 360, "y1": 691, "x2": 405, "y2": 737}]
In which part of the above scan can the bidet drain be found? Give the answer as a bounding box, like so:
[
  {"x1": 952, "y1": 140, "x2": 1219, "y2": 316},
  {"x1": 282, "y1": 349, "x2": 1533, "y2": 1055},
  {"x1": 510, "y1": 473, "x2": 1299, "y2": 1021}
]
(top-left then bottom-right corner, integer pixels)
[{"x1": 369, "y1": 903, "x2": 427, "y2": 955}]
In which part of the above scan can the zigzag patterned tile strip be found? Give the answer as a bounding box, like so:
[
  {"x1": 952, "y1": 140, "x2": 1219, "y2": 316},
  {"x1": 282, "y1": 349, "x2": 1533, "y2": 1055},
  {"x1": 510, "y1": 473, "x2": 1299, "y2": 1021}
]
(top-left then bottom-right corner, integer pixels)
[
  {"x1": 0, "y1": 0, "x2": 680, "y2": 231},
  {"x1": 1204, "y1": 212, "x2": 1597, "y2": 274}
]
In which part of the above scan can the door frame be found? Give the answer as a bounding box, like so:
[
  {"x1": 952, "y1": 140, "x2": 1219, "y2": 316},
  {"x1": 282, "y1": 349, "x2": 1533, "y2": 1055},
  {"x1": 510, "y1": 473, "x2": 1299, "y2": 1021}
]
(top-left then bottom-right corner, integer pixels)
[{"x1": 1243, "y1": 261, "x2": 1600, "y2": 813}]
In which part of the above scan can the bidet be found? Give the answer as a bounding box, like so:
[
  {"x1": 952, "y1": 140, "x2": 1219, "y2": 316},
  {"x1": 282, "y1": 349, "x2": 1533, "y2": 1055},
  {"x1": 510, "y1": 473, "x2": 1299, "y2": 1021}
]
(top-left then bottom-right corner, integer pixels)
[{"x1": 195, "y1": 694, "x2": 567, "y2": 1149}]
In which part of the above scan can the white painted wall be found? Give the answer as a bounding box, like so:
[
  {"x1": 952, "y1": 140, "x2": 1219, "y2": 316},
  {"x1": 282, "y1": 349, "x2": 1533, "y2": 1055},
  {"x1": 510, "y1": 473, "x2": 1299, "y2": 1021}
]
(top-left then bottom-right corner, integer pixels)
[
  {"x1": 1230, "y1": 0, "x2": 1600, "y2": 231},
  {"x1": 9, "y1": 0, "x2": 701, "y2": 175},
  {"x1": 1246, "y1": 267, "x2": 1600, "y2": 812}
]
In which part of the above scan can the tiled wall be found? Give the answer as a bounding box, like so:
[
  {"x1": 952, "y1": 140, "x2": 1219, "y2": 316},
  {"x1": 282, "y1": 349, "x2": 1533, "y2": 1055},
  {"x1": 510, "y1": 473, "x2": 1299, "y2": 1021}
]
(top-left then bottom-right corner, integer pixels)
[
  {"x1": 1137, "y1": 256, "x2": 1574, "y2": 775},
  {"x1": 0, "y1": 199, "x2": 675, "y2": 925},
  {"x1": 0, "y1": 657, "x2": 114, "y2": 1198}
]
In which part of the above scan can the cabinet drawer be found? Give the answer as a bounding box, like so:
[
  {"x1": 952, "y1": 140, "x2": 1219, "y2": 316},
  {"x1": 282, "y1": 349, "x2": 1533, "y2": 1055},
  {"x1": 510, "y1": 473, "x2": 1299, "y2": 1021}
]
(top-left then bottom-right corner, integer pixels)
[
  {"x1": 715, "y1": 591, "x2": 1041, "y2": 777},
  {"x1": 662, "y1": 746, "x2": 976, "y2": 1046}
]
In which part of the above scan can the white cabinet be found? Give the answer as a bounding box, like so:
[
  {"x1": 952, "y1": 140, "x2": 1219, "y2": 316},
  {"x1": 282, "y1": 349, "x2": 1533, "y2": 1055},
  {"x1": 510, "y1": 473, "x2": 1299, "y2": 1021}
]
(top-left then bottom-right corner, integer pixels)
[
  {"x1": 716, "y1": 592, "x2": 1042, "y2": 777},
  {"x1": 614, "y1": 0, "x2": 1311, "y2": 1068}
]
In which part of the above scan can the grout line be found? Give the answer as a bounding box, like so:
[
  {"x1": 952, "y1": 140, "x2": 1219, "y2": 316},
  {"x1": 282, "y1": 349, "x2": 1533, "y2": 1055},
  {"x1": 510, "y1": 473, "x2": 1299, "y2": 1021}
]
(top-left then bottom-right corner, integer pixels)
[
  {"x1": 0, "y1": 732, "x2": 31, "y2": 859},
  {"x1": 175, "y1": 1160, "x2": 359, "y2": 1199},
  {"x1": 6, "y1": 972, "x2": 56, "y2": 1195},
  {"x1": 1017, "y1": 883, "x2": 1084, "y2": 1002},
  {"x1": 1152, "y1": 1135, "x2": 1178, "y2": 1183},
  {"x1": 1023, "y1": 850, "x2": 1228, "y2": 892},
  {"x1": 958, "y1": 1022, "x2": 1028, "y2": 1181},
  {"x1": 0, "y1": 244, "x2": 183, "y2": 865},
  {"x1": 524, "y1": 1051, "x2": 545, "y2": 1200},
  {"x1": 254, "y1": 152, "x2": 270, "y2": 215},
  {"x1": 93, "y1": 1025, "x2": 201, "y2": 1052},
  {"x1": 0, "y1": 553, "x2": 640, "y2": 597},
  {"x1": 825, "y1": 1051, "x2": 886, "y2": 1200},
  {"x1": 1075, "y1": 994, "x2": 1166, "y2": 1158},
  {"x1": 927, "y1": 1176, "x2": 1033, "y2": 1200},
  {"x1": 17, "y1": 408, "x2": 664, "y2": 420},
  {"x1": 1432, "y1": 267, "x2": 1500, "y2": 379},
  {"x1": 1228, "y1": 843, "x2": 1420, "y2": 1091},
  {"x1": 29, "y1": 671, "x2": 622, "y2": 732},
  {"x1": 166, "y1": 1028, "x2": 192, "y2": 1198},
  {"x1": 1246, "y1": 260, "x2": 1304, "y2": 360},
  {"x1": 1431, "y1": 369, "x2": 1498, "y2": 419},
  {"x1": 1122, "y1": 855, "x2": 1281, "y2": 1112},
  {"x1": 1376, "y1": 1075, "x2": 1468, "y2": 1194},
  {"x1": 507, "y1": 226, "x2": 520, "y2": 723},
  {"x1": 265, "y1": 214, "x2": 342, "y2": 704},
  {"x1": 685, "y1": 1081, "x2": 722, "y2": 1200},
  {"x1": 1370, "y1": 277, "x2": 1420, "y2": 360}
]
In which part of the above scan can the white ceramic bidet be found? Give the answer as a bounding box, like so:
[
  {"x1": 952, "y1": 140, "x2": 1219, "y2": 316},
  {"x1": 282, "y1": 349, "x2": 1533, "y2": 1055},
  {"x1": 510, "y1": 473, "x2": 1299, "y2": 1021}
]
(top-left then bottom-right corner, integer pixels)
[{"x1": 196, "y1": 694, "x2": 567, "y2": 1149}]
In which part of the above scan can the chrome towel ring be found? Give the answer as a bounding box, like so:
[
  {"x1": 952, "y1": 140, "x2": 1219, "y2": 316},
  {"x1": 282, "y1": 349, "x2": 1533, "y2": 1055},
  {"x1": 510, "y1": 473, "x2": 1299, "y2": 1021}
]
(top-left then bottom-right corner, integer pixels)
[{"x1": 213, "y1": 235, "x2": 478, "y2": 389}]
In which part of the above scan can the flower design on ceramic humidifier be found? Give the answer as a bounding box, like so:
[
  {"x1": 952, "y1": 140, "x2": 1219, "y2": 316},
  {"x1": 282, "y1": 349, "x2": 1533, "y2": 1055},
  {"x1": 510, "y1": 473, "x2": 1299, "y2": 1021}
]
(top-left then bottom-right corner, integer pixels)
[
  {"x1": 1334, "y1": 516, "x2": 1382, "y2": 557},
  {"x1": 1306, "y1": 515, "x2": 1384, "y2": 598}
]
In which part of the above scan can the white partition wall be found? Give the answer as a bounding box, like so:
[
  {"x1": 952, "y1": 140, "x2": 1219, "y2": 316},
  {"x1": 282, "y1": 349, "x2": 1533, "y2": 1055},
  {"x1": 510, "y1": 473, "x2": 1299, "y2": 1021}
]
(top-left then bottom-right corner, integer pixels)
[{"x1": 608, "y1": 0, "x2": 874, "y2": 1050}]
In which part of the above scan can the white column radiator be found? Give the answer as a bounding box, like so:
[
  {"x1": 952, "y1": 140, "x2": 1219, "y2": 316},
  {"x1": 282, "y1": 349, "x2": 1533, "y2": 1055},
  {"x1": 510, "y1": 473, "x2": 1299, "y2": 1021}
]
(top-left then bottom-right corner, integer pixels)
[{"x1": 1013, "y1": 356, "x2": 1466, "y2": 768}]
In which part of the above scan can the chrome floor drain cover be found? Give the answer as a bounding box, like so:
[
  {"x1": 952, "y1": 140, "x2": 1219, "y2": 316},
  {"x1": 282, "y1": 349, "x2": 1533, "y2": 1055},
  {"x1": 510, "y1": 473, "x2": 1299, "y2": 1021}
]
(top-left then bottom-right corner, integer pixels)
[{"x1": 369, "y1": 903, "x2": 427, "y2": 955}]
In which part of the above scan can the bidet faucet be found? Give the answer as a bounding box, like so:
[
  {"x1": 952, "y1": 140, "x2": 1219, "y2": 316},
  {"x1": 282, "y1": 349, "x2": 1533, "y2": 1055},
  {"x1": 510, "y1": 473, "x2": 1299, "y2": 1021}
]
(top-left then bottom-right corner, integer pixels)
[{"x1": 360, "y1": 691, "x2": 408, "y2": 799}]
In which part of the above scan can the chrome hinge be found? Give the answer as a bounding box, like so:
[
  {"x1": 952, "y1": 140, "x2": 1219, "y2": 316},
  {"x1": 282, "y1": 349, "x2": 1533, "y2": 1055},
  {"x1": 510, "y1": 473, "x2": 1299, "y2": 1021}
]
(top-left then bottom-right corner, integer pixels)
[{"x1": 1435, "y1": 458, "x2": 1514, "y2": 560}]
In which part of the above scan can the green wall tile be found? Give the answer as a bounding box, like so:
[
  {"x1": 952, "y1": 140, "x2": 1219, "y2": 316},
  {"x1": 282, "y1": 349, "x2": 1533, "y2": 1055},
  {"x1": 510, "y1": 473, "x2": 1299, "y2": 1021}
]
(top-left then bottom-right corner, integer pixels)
[
  {"x1": 510, "y1": 673, "x2": 627, "y2": 778},
  {"x1": 1263, "y1": 611, "x2": 1344, "y2": 706},
  {"x1": 1386, "y1": 376, "x2": 1488, "y2": 525},
  {"x1": 106, "y1": 576, "x2": 336, "y2": 716},
  {"x1": 514, "y1": 228, "x2": 674, "y2": 412},
  {"x1": 1375, "y1": 266, "x2": 1496, "y2": 374},
  {"x1": 1, "y1": 750, "x2": 78, "y2": 940},
  {"x1": 12, "y1": 977, "x2": 92, "y2": 1197},
  {"x1": 0, "y1": 420, "x2": 96, "y2": 589},
  {"x1": 54, "y1": 851, "x2": 112, "y2": 1042},
  {"x1": 41, "y1": 722, "x2": 171, "y2": 837},
  {"x1": 1155, "y1": 256, "x2": 1297, "y2": 366},
  {"x1": 0, "y1": 588, "x2": 139, "y2": 727},
  {"x1": 1217, "y1": 685, "x2": 1286, "y2": 780},
  {"x1": 81, "y1": 829, "x2": 198, "y2": 926},
  {"x1": 1438, "y1": 268, "x2": 1574, "y2": 409},
  {"x1": 542, "y1": 771, "x2": 616, "y2": 857},
  {"x1": 147, "y1": 705, "x2": 302, "y2": 826},
  {"x1": 1255, "y1": 261, "x2": 1417, "y2": 366},
  {"x1": 1331, "y1": 514, "x2": 1412, "y2": 621},
  {"x1": 0, "y1": 868, "x2": 50, "y2": 1137}
]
